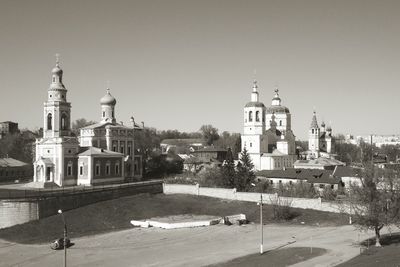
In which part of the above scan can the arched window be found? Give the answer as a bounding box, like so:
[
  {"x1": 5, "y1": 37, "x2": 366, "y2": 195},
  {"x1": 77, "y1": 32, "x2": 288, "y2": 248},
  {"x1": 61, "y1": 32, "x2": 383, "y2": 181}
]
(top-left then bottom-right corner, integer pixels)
[
  {"x1": 61, "y1": 113, "x2": 68, "y2": 130},
  {"x1": 255, "y1": 111, "x2": 260, "y2": 122},
  {"x1": 115, "y1": 162, "x2": 120, "y2": 175},
  {"x1": 262, "y1": 111, "x2": 265, "y2": 122},
  {"x1": 47, "y1": 113, "x2": 52, "y2": 130},
  {"x1": 312, "y1": 129, "x2": 315, "y2": 134},
  {"x1": 279, "y1": 120, "x2": 282, "y2": 126},
  {"x1": 249, "y1": 111, "x2": 253, "y2": 122},
  {"x1": 102, "y1": 111, "x2": 105, "y2": 117}
]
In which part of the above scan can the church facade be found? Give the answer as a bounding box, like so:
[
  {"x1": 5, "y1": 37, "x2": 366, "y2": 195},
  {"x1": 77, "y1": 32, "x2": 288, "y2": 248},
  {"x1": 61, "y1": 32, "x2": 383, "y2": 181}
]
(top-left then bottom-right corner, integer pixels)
[
  {"x1": 241, "y1": 81, "x2": 297, "y2": 170},
  {"x1": 33, "y1": 59, "x2": 142, "y2": 187}
]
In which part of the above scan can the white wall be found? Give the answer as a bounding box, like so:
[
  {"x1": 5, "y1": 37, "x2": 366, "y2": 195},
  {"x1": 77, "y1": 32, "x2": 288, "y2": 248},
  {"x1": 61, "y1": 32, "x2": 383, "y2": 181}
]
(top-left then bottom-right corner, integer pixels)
[{"x1": 163, "y1": 184, "x2": 349, "y2": 214}]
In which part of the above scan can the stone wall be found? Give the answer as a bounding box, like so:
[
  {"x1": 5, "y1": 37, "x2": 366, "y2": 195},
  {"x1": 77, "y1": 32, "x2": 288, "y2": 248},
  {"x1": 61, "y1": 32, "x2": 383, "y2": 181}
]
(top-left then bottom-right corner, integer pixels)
[
  {"x1": 0, "y1": 181, "x2": 163, "y2": 229},
  {"x1": 163, "y1": 184, "x2": 348, "y2": 214},
  {"x1": 0, "y1": 200, "x2": 39, "y2": 229}
]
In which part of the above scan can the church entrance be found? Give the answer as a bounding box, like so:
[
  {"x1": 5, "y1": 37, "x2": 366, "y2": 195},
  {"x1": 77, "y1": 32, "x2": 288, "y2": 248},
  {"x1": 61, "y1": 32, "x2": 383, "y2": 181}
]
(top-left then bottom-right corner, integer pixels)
[{"x1": 46, "y1": 167, "x2": 52, "y2": 181}]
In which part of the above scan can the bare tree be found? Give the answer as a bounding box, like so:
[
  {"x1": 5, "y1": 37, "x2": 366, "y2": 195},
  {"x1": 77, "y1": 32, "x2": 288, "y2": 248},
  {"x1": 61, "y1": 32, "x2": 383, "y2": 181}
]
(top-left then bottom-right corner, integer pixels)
[{"x1": 349, "y1": 165, "x2": 400, "y2": 246}]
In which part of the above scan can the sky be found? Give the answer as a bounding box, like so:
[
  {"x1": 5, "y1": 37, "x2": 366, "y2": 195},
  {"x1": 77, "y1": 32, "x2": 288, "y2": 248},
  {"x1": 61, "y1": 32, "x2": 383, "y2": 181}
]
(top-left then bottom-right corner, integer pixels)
[{"x1": 0, "y1": 0, "x2": 399, "y2": 140}]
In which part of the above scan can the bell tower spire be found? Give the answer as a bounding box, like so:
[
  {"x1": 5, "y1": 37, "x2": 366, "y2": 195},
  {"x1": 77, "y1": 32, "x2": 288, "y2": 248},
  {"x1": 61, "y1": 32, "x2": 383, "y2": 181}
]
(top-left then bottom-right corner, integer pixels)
[{"x1": 43, "y1": 55, "x2": 71, "y2": 138}]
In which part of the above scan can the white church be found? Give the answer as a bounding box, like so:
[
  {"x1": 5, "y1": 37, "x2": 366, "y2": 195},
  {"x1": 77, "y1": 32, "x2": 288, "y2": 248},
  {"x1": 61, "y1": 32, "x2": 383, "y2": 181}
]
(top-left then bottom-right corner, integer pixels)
[
  {"x1": 241, "y1": 81, "x2": 298, "y2": 170},
  {"x1": 33, "y1": 59, "x2": 142, "y2": 187}
]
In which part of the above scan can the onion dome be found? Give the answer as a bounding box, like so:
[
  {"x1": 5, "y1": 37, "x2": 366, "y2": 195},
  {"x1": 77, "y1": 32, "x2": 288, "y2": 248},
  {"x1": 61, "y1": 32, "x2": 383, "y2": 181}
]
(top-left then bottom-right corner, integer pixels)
[
  {"x1": 52, "y1": 64, "x2": 63, "y2": 75},
  {"x1": 326, "y1": 125, "x2": 332, "y2": 131},
  {"x1": 100, "y1": 89, "x2": 116, "y2": 105},
  {"x1": 321, "y1": 121, "x2": 326, "y2": 128}
]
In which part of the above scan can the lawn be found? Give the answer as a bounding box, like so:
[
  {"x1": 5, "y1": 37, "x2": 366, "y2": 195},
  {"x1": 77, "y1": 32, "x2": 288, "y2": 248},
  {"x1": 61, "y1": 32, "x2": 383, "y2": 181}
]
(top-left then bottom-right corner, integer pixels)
[
  {"x1": 0, "y1": 193, "x2": 348, "y2": 244},
  {"x1": 208, "y1": 247, "x2": 326, "y2": 267},
  {"x1": 337, "y1": 233, "x2": 400, "y2": 267}
]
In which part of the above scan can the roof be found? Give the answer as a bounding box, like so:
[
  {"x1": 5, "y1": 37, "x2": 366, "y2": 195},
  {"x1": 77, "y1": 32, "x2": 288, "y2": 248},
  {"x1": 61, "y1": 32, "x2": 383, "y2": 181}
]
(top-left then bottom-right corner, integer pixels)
[
  {"x1": 161, "y1": 139, "x2": 206, "y2": 146},
  {"x1": 310, "y1": 112, "x2": 319, "y2": 128},
  {"x1": 256, "y1": 168, "x2": 340, "y2": 184},
  {"x1": 245, "y1": 102, "x2": 266, "y2": 108},
  {"x1": 294, "y1": 157, "x2": 345, "y2": 168},
  {"x1": 266, "y1": 106, "x2": 290, "y2": 114},
  {"x1": 332, "y1": 166, "x2": 362, "y2": 178},
  {"x1": 82, "y1": 121, "x2": 137, "y2": 130},
  {"x1": 78, "y1": 147, "x2": 123, "y2": 157},
  {"x1": 192, "y1": 147, "x2": 227, "y2": 153},
  {"x1": 0, "y1": 158, "x2": 29, "y2": 168}
]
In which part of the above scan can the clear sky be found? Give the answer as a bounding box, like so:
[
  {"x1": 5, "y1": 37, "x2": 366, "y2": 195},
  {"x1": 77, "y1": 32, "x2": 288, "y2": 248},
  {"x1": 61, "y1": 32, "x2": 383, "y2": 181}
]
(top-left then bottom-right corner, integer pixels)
[{"x1": 0, "y1": 0, "x2": 399, "y2": 140}]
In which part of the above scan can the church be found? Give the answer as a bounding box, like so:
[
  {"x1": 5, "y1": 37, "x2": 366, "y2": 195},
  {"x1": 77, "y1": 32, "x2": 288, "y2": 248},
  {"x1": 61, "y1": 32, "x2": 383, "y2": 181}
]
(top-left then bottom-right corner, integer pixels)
[
  {"x1": 305, "y1": 111, "x2": 334, "y2": 159},
  {"x1": 241, "y1": 81, "x2": 298, "y2": 170},
  {"x1": 33, "y1": 59, "x2": 142, "y2": 187}
]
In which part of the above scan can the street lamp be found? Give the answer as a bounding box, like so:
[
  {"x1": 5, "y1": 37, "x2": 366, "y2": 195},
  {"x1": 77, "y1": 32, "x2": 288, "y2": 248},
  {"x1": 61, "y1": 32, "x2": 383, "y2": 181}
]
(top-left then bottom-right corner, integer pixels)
[
  {"x1": 251, "y1": 183, "x2": 263, "y2": 254},
  {"x1": 58, "y1": 209, "x2": 67, "y2": 267}
]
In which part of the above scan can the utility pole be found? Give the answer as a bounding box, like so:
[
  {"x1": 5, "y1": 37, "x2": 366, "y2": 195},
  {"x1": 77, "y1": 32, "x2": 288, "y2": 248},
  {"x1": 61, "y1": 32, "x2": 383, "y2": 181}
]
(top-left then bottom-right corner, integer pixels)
[
  {"x1": 58, "y1": 210, "x2": 67, "y2": 267},
  {"x1": 260, "y1": 193, "x2": 263, "y2": 254}
]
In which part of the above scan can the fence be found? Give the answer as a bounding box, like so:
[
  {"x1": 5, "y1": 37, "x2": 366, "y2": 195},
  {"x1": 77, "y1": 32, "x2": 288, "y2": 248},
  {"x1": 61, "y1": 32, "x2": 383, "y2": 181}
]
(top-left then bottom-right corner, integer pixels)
[{"x1": 163, "y1": 183, "x2": 349, "y2": 214}]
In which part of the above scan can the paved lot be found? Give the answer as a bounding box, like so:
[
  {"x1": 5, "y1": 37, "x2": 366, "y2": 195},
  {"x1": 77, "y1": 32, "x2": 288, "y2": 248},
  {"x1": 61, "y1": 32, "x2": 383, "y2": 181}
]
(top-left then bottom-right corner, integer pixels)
[{"x1": 0, "y1": 224, "x2": 377, "y2": 267}]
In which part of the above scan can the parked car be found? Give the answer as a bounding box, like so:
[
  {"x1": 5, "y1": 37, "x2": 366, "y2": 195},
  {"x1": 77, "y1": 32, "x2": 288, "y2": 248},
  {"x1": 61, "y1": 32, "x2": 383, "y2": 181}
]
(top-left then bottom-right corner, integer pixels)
[{"x1": 50, "y1": 238, "x2": 71, "y2": 250}]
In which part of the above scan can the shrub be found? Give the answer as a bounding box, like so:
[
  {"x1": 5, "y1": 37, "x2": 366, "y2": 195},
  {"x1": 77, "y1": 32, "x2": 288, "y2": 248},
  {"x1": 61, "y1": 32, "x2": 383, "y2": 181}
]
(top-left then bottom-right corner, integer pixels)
[{"x1": 269, "y1": 195, "x2": 297, "y2": 220}]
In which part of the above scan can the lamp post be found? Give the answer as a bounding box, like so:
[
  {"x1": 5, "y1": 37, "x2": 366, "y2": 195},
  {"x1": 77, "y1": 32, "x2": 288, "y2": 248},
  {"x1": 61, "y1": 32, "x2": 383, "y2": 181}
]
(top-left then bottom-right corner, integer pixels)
[
  {"x1": 58, "y1": 209, "x2": 67, "y2": 267},
  {"x1": 251, "y1": 183, "x2": 263, "y2": 254}
]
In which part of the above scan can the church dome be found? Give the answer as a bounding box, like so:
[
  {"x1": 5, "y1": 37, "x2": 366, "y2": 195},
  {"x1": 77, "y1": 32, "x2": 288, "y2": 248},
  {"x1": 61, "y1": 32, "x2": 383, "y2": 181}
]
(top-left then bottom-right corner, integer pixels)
[
  {"x1": 52, "y1": 65, "x2": 63, "y2": 75},
  {"x1": 100, "y1": 90, "x2": 116, "y2": 105}
]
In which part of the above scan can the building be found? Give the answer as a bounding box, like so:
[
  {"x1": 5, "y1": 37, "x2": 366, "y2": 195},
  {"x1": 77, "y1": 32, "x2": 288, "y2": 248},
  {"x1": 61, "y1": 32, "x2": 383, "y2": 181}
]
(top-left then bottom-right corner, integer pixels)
[
  {"x1": 306, "y1": 111, "x2": 334, "y2": 159},
  {"x1": 0, "y1": 121, "x2": 19, "y2": 138},
  {"x1": 160, "y1": 138, "x2": 206, "y2": 154},
  {"x1": 240, "y1": 81, "x2": 297, "y2": 170},
  {"x1": 183, "y1": 147, "x2": 227, "y2": 172},
  {"x1": 32, "y1": 59, "x2": 142, "y2": 187},
  {"x1": 294, "y1": 157, "x2": 345, "y2": 170},
  {"x1": 256, "y1": 168, "x2": 341, "y2": 191},
  {"x1": 0, "y1": 157, "x2": 33, "y2": 184}
]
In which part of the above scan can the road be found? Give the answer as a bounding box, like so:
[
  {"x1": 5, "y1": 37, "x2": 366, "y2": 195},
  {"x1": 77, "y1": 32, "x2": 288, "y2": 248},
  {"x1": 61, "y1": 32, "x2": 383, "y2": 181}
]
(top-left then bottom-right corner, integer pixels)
[{"x1": 0, "y1": 224, "x2": 377, "y2": 267}]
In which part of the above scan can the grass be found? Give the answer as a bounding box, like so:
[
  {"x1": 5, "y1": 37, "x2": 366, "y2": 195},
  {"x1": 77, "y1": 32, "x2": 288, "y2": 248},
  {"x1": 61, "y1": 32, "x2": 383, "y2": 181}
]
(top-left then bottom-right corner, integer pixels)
[
  {"x1": 0, "y1": 193, "x2": 348, "y2": 244},
  {"x1": 337, "y1": 233, "x2": 400, "y2": 267},
  {"x1": 208, "y1": 247, "x2": 326, "y2": 267}
]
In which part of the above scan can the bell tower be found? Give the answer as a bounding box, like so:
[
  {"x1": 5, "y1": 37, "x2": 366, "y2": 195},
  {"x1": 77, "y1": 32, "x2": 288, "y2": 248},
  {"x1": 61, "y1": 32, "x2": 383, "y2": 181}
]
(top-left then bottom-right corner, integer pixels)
[
  {"x1": 43, "y1": 55, "x2": 71, "y2": 138},
  {"x1": 308, "y1": 111, "x2": 320, "y2": 158}
]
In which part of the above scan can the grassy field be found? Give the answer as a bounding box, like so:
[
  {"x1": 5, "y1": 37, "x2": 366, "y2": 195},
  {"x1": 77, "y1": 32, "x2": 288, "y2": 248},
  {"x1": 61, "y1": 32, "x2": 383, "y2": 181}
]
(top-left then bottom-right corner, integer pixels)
[
  {"x1": 337, "y1": 233, "x2": 400, "y2": 267},
  {"x1": 208, "y1": 247, "x2": 326, "y2": 267},
  {"x1": 0, "y1": 193, "x2": 348, "y2": 244}
]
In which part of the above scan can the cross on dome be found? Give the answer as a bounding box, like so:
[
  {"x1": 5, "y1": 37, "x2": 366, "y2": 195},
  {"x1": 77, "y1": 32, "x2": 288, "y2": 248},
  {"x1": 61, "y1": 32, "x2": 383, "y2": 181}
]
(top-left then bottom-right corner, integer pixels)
[{"x1": 55, "y1": 53, "x2": 60, "y2": 66}]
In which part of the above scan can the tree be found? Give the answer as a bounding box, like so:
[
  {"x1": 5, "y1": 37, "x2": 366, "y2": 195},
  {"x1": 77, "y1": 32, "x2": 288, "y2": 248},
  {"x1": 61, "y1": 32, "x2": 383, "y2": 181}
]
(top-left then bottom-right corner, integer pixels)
[
  {"x1": 349, "y1": 165, "x2": 400, "y2": 247},
  {"x1": 221, "y1": 148, "x2": 236, "y2": 188},
  {"x1": 214, "y1": 131, "x2": 241, "y2": 159},
  {"x1": 199, "y1": 125, "x2": 219, "y2": 145},
  {"x1": 236, "y1": 147, "x2": 255, "y2": 191},
  {"x1": 0, "y1": 132, "x2": 36, "y2": 163},
  {"x1": 71, "y1": 118, "x2": 96, "y2": 136}
]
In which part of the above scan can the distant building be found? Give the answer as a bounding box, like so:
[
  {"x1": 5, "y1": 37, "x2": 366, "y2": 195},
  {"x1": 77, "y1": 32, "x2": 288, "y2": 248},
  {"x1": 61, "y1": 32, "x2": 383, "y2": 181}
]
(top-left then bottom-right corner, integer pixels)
[
  {"x1": 345, "y1": 134, "x2": 400, "y2": 148},
  {"x1": 0, "y1": 157, "x2": 33, "y2": 183},
  {"x1": 160, "y1": 139, "x2": 206, "y2": 154},
  {"x1": 240, "y1": 81, "x2": 297, "y2": 171},
  {"x1": 32, "y1": 59, "x2": 142, "y2": 188},
  {"x1": 0, "y1": 121, "x2": 19, "y2": 138},
  {"x1": 256, "y1": 168, "x2": 341, "y2": 191},
  {"x1": 294, "y1": 157, "x2": 345, "y2": 170},
  {"x1": 183, "y1": 147, "x2": 227, "y2": 172}
]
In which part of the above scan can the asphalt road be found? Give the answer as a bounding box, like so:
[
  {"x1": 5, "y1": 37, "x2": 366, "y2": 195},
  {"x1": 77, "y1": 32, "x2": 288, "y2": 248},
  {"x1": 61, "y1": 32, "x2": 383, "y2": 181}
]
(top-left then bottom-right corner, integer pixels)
[{"x1": 0, "y1": 224, "x2": 377, "y2": 267}]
